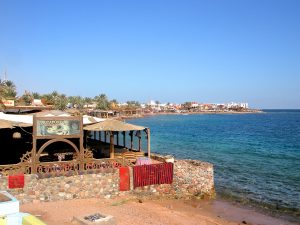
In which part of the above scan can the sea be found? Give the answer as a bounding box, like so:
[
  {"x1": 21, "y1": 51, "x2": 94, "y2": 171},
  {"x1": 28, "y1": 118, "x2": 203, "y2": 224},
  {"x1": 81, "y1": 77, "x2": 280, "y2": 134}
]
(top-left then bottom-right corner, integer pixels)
[{"x1": 129, "y1": 110, "x2": 300, "y2": 221}]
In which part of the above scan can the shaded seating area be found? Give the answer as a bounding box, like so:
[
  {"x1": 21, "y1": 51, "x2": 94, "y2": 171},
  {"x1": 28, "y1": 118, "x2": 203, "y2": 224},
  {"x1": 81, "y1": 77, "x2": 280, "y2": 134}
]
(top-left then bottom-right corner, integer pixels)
[
  {"x1": 0, "y1": 111, "x2": 153, "y2": 176},
  {"x1": 84, "y1": 119, "x2": 151, "y2": 164},
  {"x1": 0, "y1": 119, "x2": 33, "y2": 165}
]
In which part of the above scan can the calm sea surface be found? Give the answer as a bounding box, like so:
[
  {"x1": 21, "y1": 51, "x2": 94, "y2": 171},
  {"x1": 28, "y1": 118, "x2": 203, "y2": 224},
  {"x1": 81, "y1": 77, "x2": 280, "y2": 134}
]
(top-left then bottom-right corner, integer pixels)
[{"x1": 129, "y1": 110, "x2": 300, "y2": 218}]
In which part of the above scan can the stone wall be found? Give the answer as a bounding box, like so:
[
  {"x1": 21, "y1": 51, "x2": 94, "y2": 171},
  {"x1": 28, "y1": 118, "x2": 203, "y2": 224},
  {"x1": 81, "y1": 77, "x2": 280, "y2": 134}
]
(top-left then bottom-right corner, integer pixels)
[
  {"x1": 0, "y1": 170, "x2": 120, "y2": 204},
  {"x1": 0, "y1": 158, "x2": 214, "y2": 203}
]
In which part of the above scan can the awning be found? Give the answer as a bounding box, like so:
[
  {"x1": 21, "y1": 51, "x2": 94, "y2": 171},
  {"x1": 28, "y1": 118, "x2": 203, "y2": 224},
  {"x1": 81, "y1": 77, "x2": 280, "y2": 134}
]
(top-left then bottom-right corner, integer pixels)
[
  {"x1": 83, "y1": 119, "x2": 146, "y2": 131},
  {"x1": 0, "y1": 119, "x2": 32, "y2": 128},
  {"x1": 0, "y1": 111, "x2": 104, "y2": 127},
  {"x1": 0, "y1": 112, "x2": 33, "y2": 125},
  {"x1": 0, "y1": 119, "x2": 14, "y2": 129}
]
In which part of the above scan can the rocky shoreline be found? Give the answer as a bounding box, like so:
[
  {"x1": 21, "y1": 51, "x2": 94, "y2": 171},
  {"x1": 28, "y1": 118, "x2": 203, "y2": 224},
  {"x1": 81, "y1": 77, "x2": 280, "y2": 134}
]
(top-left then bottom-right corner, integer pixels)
[{"x1": 120, "y1": 109, "x2": 264, "y2": 120}]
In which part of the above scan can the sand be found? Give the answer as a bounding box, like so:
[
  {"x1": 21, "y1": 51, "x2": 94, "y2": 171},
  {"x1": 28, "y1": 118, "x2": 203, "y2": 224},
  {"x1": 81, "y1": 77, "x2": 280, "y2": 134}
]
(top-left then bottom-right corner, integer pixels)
[{"x1": 20, "y1": 196, "x2": 298, "y2": 225}]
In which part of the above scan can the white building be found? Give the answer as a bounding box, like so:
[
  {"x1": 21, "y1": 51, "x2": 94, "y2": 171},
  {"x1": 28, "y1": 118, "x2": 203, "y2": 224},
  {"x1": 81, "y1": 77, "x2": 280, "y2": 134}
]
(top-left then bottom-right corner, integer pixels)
[
  {"x1": 117, "y1": 102, "x2": 128, "y2": 107},
  {"x1": 191, "y1": 102, "x2": 199, "y2": 108},
  {"x1": 148, "y1": 100, "x2": 156, "y2": 107},
  {"x1": 240, "y1": 103, "x2": 249, "y2": 109},
  {"x1": 226, "y1": 102, "x2": 249, "y2": 109}
]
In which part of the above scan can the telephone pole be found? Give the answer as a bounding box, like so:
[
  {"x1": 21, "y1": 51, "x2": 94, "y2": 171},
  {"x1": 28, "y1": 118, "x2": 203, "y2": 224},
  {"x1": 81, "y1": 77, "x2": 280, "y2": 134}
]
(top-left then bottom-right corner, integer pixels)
[
  {"x1": 4, "y1": 68, "x2": 7, "y2": 81},
  {"x1": 1, "y1": 67, "x2": 8, "y2": 81}
]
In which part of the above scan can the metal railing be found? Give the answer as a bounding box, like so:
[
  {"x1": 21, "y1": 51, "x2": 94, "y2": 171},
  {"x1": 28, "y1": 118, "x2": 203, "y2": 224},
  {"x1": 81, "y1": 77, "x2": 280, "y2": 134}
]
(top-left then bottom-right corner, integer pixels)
[
  {"x1": 0, "y1": 163, "x2": 31, "y2": 176},
  {"x1": 0, "y1": 158, "x2": 133, "y2": 176}
]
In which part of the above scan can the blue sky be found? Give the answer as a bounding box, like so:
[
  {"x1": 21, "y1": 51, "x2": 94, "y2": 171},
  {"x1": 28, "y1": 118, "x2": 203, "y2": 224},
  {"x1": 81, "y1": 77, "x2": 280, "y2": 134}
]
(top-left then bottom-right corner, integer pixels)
[{"x1": 0, "y1": 0, "x2": 299, "y2": 108}]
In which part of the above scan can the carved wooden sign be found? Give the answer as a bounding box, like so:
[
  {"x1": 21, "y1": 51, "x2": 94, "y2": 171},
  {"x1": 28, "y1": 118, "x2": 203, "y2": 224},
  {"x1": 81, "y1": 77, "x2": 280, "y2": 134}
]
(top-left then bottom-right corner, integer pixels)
[
  {"x1": 36, "y1": 120, "x2": 80, "y2": 136},
  {"x1": 33, "y1": 116, "x2": 82, "y2": 139}
]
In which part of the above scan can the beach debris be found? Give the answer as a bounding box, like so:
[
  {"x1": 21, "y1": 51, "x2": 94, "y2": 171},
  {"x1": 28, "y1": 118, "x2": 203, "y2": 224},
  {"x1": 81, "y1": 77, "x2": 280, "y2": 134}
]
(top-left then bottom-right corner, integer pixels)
[
  {"x1": 73, "y1": 212, "x2": 116, "y2": 225},
  {"x1": 84, "y1": 213, "x2": 105, "y2": 222}
]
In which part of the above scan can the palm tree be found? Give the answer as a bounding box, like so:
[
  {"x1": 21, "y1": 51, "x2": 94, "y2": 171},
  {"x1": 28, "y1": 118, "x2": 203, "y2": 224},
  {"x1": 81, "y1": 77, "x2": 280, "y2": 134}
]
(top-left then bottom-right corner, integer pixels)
[
  {"x1": 0, "y1": 79, "x2": 17, "y2": 99},
  {"x1": 53, "y1": 93, "x2": 68, "y2": 110},
  {"x1": 83, "y1": 97, "x2": 93, "y2": 108},
  {"x1": 41, "y1": 94, "x2": 54, "y2": 105},
  {"x1": 94, "y1": 94, "x2": 109, "y2": 110},
  {"x1": 68, "y1": 96, "x2": 76, "y2": 108},
  {"x1": 73, "y1": 96, "x2": 84, "y2": 109},
  {"x1": 0, "y1": 79, "x2": 4, "y2": 99},
  {"x1": 68, "y1": 96, "x2": 85, "y2": 109},
  {"x1": 32, "y1": 92, "x2": 41, "y2": 99},
  {"x1": 109, "y1": 99, "x2": 119, "y2": 109},
  {"x1": 20, "y1": 91, "x2": 33, "y2": 106},
  {"x1": 41, "y1": 91, "x2": 67, "y2": 109},
  {"x1": 0, "y1": 80, "x2": 4, "y2": 109},
  {"x1": 126, "y1": 101, "x2": 140, "y2": 109}
]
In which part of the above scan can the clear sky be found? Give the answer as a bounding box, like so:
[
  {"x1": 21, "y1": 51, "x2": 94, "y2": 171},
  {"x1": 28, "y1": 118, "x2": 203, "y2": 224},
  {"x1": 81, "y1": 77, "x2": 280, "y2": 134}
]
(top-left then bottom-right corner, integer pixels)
[{"x1": 0, "y1": 0, "x2": 299, "y2": 109}]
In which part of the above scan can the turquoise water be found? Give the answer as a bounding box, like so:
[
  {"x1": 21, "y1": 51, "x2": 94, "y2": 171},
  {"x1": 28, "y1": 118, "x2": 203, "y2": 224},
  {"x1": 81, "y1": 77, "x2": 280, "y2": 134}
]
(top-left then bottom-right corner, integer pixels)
[{"x1": 129, "y1": 110, "x2": 300, "y2": 218}]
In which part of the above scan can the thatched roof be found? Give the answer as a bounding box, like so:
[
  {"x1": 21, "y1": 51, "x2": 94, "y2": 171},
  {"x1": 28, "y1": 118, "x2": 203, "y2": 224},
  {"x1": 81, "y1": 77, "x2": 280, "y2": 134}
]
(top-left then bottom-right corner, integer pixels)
[
  {"x1": 65, "y1": 108, "x2": 81, "y2": 116},
  {"x1": 83, "y1": 119, "x2": 146, "y2": 131}
]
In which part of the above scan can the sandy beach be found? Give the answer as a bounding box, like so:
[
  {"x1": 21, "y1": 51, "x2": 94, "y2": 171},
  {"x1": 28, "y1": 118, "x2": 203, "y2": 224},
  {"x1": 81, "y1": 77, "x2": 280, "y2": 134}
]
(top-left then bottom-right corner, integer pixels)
[{"x1": 20, "y1": 196, "x2": 297, "y2": 225}]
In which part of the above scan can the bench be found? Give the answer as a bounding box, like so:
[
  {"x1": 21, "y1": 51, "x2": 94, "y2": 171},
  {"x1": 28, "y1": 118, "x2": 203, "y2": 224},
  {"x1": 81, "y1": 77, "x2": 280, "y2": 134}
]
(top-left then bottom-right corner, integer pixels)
[{"x1": 115, "y1": 151, "x2": 146, "y2": 164}]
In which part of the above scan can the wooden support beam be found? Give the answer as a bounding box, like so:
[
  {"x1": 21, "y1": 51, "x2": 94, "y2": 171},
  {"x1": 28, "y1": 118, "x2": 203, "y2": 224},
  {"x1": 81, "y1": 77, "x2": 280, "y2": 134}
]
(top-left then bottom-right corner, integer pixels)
[
  {"x1": 138, "y1": 136, "x2": 141, "y2": 151},
  {"x1": 130, "y1": 131, "x2": 133, "y2": 150},
  {"x1": 117, "y1": 132, "x2": 119, "y2": 146},
  {"x1": 123, "y1": 131, "x2": 126, "y2": 148},
  {"x1": 32, "y1": 115, "x2": 37, "y2": 173},
  {"x1": 147, "y1": 128, "x2": 151, "y2": 158},
  {"x1": 110, "y1": 131, "x2": 114, "y2": 158},
  {"x1": 79, "y1": 116, "x2": 84, "y2": 170}
]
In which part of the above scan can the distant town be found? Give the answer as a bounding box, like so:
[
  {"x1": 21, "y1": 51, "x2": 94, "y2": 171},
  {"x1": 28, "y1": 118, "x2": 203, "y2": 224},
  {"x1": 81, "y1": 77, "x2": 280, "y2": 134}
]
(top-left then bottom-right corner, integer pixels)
[
  {"x1": 0, "y1": 78, "x2": 260, "y2": 118},
  {"x1": 129, "y1": 100, "x2": 250, "y2": 113}
]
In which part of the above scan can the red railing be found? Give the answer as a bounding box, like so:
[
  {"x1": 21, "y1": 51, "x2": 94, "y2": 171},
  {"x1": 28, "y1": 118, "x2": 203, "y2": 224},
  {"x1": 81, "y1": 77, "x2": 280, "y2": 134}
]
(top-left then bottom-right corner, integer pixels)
[{"x1": 133, "y1": 162, "x2": 173, "y2": 188}]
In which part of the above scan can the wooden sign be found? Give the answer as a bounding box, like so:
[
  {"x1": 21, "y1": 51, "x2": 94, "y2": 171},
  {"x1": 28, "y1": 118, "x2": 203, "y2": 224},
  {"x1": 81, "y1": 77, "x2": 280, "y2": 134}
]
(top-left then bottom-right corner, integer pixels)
[
  {"x1": 36, "y1": 119, "x2": 80, "y2": 136},
  {"x1": 2, "y1": 99, "x2": 15, "y2": 107}
]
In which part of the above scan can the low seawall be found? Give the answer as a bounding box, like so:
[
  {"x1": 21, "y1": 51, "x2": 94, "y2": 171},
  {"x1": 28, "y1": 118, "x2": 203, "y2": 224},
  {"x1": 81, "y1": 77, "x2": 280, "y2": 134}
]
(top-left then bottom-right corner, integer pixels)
[
  {"x1": 134, "y1": 158, "x2": 215, "y2": 199},
  {"x1": 0, "y1": 159, "x2": 214, "y2": 203},
  {"x1": 0, "y1": 172, "x2": 120, "y2": 204}
]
